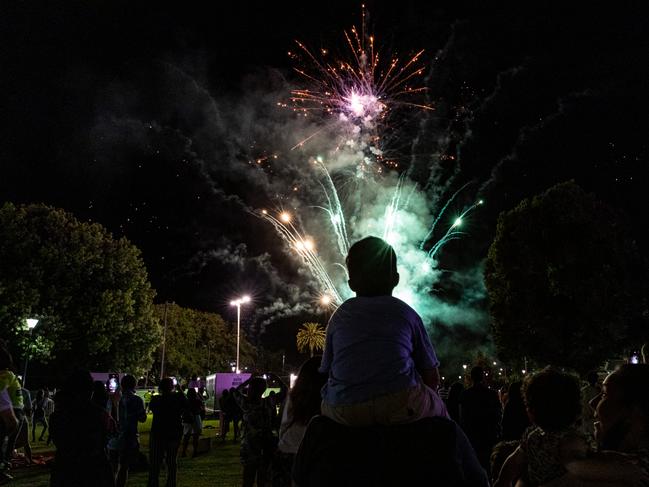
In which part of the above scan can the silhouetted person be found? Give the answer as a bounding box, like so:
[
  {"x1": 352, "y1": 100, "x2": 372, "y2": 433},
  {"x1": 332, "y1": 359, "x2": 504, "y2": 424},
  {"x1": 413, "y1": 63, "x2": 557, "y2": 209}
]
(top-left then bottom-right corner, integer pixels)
[
  {"x1": 224, "y1": 387, "x2": 242, "y2": 441},
  {"x1": 49, "y1": 369, "x2": 113, "y2": 487},
  {"x1": 275, "y1": 357, "x2": 327, "y2": 487},
  {"x1": 501, "y1": 381, "x2": 531, "y2": 441},
  {"x1": 109, "y1": 374, "x2": 146, "y2": 487},
  {"x1": 233, "y1": 376, "x2": 278, "y2": 487},
  {"x1": 494, "y1": 368, "x2": 588, "y2": 487},
  {"x1": 147, "y1": 377, "x2": 187, "y2": 487},
  {"x1": 446, "y1": 381, "x2": 465, "y2": 423},
  {"x1": 460, "y1": 366, "x2": 502, "y2": 474},
  {"x1": 180, "y1": 388, "x2": 204, "y2": 457},
  {"x1": 580, "y1": 370, "x2": 600, "y2": 437}
]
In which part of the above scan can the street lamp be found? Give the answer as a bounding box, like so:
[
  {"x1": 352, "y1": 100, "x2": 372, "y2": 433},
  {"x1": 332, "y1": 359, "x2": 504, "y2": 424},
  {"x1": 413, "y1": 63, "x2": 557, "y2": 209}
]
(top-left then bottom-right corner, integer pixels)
[
  {"x1": 23, "y1": 318, "x2": 39, "y2": 388},
  {"x1": 230, "y1": 296, "x2": 251, "y2": 373}
]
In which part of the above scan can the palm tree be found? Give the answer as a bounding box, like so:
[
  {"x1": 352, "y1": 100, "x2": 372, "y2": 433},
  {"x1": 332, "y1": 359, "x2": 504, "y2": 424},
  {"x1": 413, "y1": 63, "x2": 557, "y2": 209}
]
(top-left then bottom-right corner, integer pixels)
[{"x1": 296, "y1": 322, "x2": 326, "y2": 357}]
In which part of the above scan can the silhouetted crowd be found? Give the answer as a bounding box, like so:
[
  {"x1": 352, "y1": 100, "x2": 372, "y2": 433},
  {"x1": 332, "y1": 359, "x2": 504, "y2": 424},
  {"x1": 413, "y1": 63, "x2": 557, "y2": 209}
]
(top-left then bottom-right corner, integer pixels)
[{"x1": 1, "y1": 237, "x2": 648, "y2": 487}]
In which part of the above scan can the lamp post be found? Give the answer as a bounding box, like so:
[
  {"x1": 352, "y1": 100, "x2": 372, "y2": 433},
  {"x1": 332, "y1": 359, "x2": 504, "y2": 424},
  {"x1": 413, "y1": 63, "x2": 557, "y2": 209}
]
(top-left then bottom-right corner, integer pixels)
[
  {"x1": 230, "y1": 296, "x2": 251, "y2": 373},
  {"x1": 23, "y1": 318, "x2": 39, "y2": 388}
]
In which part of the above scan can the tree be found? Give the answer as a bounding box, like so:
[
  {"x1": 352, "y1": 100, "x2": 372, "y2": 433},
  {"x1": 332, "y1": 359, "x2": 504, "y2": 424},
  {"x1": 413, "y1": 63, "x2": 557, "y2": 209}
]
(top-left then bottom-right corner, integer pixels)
[
  {"x1": 153, "y1": 303, "x2": 256, "y2": 378},
  {"x1": 296, "y1": 322, "x2": 326, "y2": 357},
  {"x1": 485, "y1": 182, "x2": 649, "y2": 372},
  {"x1": 0, "y1": 203, "x2": 159, "y2": 376}
]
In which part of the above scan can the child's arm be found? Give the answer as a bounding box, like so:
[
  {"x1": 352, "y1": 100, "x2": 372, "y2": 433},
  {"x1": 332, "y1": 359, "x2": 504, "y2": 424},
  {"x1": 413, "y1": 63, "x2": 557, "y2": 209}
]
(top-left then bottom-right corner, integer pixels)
[{"x1": 494, "y1": 445, "x2": 527, "y2": 487}]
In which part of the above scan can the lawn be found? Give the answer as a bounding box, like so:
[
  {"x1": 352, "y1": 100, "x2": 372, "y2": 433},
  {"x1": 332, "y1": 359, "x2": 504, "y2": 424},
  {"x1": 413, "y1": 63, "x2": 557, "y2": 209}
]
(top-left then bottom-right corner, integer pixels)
[{"x1": 11, "y1": 416, "x2": 244, "y2": 487}]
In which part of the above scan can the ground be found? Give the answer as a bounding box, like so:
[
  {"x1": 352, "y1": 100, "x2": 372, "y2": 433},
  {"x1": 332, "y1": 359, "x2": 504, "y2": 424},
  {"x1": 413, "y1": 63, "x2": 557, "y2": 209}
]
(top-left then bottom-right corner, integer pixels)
[{"x1": 11, "y1": 417, "x2": 243, "y2": 487}]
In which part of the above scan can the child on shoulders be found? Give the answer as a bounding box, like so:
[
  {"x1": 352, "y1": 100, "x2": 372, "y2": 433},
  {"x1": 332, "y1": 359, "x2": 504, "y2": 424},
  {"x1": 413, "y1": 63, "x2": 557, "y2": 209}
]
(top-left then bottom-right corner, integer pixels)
[{"x1": 319, "y1": 236, "x2": 448, "y2": 427}]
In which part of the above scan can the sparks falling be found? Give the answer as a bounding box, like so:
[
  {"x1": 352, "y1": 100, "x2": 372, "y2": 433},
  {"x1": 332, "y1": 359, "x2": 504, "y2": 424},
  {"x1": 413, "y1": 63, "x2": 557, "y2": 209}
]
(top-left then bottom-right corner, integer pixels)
[
  {"x1": 285, "y1": 5, "x2": 432, "y2": 173},
  {"x1": 260, "y1": 8, "x2": 481, "y2": 317}
]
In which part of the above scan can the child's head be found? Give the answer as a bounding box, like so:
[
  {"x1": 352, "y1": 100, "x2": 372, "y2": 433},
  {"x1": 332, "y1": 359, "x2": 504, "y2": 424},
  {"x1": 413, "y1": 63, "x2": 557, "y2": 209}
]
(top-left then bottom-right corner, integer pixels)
[
  {"x1": 523, "y1": 367, "x2": 581, "y2": 432},
  {"x1": 346, "y1": 236, "x2": 399, "y2": 296}
]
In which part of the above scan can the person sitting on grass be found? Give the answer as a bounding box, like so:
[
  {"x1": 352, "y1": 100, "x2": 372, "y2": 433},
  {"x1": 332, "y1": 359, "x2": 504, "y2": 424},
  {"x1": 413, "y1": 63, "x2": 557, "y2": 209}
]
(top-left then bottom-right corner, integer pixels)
[
  {"x1": 319, "y1": 236, "x2": 447, "y2": 427},
  {"x1": 494, "y1": 367, "x2": 590, "y2": 487}
]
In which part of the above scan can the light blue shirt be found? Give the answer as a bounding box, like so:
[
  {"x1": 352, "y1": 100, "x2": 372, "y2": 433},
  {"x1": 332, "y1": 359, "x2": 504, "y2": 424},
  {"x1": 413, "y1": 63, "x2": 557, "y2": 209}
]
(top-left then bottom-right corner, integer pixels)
[{"x1": 320, "y1": 296, "x2": 439, "y2": 406}]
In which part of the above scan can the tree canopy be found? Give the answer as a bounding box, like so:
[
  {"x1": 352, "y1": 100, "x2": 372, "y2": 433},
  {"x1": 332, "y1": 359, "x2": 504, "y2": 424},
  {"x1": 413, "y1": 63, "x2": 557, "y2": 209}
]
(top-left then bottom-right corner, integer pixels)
[
  {"x1": 485, "y1": 182, "x2": 649, "y2": 372},
  {"x1": 0, "y1": 203, "x2": 159, "y2": 377},
  {"x1": 296, "y1": 322, "x2": 326, "y2": 358},
  {"x1": 152, "y1": 303, "x2": 256, "y2": 378}
]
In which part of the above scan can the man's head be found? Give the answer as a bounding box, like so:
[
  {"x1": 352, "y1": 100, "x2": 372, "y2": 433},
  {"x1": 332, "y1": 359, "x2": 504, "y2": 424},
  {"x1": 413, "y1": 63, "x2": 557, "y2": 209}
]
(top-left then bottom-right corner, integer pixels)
[
  {"x1": 160, "y1": 377, "x2": 174, "y2": 394},
  {"x1": 523, "y1": 367, "x2": 581, "y2": 432},
  {"x1": 346, "y1": 236, "x2": 399, "y2": 296},
  {"x1": 121, "y1": 374, "x2": 136, "y2": 392},
  {"x1": 470, "y1": 366, "x2": 484, "y2": 385}
]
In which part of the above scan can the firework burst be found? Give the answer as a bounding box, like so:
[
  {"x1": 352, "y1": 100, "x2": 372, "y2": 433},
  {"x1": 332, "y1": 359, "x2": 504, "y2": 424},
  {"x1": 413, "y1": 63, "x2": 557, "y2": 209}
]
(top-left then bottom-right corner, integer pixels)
[
  {"x1": 257, "y1": 8, "x2": 480, "y2": 315},
  {"x1": 286, "y1": 5, "x2": 432, "y2": 169}
]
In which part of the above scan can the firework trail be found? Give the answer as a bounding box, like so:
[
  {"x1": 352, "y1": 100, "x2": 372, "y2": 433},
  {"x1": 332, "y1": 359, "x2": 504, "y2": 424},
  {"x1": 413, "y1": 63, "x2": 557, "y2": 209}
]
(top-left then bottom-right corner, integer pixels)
[{"x1": 261, "y1": 7, "x2": 481, "y2": 315}]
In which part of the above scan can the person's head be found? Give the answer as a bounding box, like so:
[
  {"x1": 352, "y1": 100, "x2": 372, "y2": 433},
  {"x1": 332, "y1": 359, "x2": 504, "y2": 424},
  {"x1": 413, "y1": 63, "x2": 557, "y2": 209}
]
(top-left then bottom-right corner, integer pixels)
[
  {"x1": 0, "y1": 345, "x2": 13, "y2": 370},
  {"x1": 289, "y1": 356, "x2": 328, "y2": 425},
  {"x1": 36, "y1": 389, "x2": 44, "y2": 401},
  {"x1": 121, "y1": 374, "x2": 136, "y2": 392},
  {"x1": 592, "y1": 364, "x2": 649, "y2": 450},
  {"x1": 506, "y1": 381, "x2": 524, "y2": 405},
  {"x1": 62, "y1": 369, "x2": 94, "y2": 400},
  {"x1": 586, "y1": 370, "x2": 599, "y2": 387},
  {"x1": 187, "y1": 387, "x2": 197, "y2": 400},
  {"x1": 92, "y1": 380, "x2": 108, "y2": 407},
  {"x1": 523, "y1": 367, "x2": 581, "y2": 432},
  {"x1": 222, "y1": 389, "x2": 229, "y2": 397},
  {"x1": 248, "y1": 377, "x2": 267, "y2": 400},
  {"x1": 159, "y1": 377, "x2": 175, "y2": 394},
  {"x1": 346, "y1": 236, "x2": 399, "y2": 296},
  {"x1": 470, "y1": 366, "x2": 484, "y2": 385},
  {"x1": 229, "y1": 387, "x2": 236, "y2": 393}
]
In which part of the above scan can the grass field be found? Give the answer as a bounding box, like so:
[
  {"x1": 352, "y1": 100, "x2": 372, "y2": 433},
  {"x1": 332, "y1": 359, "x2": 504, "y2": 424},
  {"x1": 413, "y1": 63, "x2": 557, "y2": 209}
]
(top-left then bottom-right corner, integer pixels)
[{"x1": 11, "y1": 416, "x2": 244, "y2": 487}]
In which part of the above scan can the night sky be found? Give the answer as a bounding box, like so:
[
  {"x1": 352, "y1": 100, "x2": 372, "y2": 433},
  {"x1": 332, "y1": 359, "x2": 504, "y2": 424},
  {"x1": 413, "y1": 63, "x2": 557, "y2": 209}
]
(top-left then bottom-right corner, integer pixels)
[{"x1": 2, "y1": 1, "x2": 648, "y2": 362}]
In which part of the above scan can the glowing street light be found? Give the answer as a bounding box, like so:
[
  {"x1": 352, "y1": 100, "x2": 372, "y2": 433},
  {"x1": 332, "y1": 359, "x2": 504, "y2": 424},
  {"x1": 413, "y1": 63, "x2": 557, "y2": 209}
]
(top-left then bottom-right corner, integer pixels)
[
  {"x1": 23, "y1": 318, "x2": 39, "y2": 388},
  {"x1": 230, "y1": 296, "x2": 251, "y2": 373}
]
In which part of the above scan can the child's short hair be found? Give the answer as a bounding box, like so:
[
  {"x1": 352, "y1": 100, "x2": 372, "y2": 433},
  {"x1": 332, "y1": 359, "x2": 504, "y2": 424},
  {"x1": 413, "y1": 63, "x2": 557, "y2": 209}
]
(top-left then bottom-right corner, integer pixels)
[
  {"x1": 523, "y1": 367, "x2": 581, "y2": 432},
  {"x1": 346, "y1": 236, "x2": 398, "y2": 295}
]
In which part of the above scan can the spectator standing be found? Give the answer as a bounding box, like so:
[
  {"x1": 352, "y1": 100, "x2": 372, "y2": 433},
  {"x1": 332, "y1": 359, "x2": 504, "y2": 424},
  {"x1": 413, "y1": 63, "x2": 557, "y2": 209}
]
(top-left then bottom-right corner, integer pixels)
[
  {"x1": 223, "y1": 387, "x2": 242, "y2": 441},
  {"x1": 460, "y1": 366, "x2": 502, "y2": 473},
  {"x1": 49, "y1": 369, "x2": 114, "y2": 487},
  {"x1": 3, "y1": 376, "x2": 27, "y2": 470},
  {"x1": 147, "y1": 377, "x2": 187, "y2": 487},
  {"x1": 0, "y1": 344, "x2": 18, "y2": 483},
  {"x1": 180, "y1": 388, "x2": 204, "y2": 458},
  {"x1": 495, "y1": 368, "x2": 590, "y2": 487},
  {"x1": 32, "y1": 389, "x2": 55, "y2": 442},
  {"x1": 446, "y1": 381, "x2": 465, "y2": 423},
  {"x1": 275, "y1": 357, "x2": 326, "y2": 486},
  {"x1": 219, "y1": 389, "x2": 231, "y2": 442},
  {"x1": 233, "y1": 376, "x2": 275, "y2": 487},
  {"x1": 501, "y1": 381, "x2": 531, "y2": 441},
  {"x1": 14, "y1": 386, "x2": 33, "y2": 464},
  {"x1": 108, "y1": 374, "x2": 146, "y2": 487}
]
